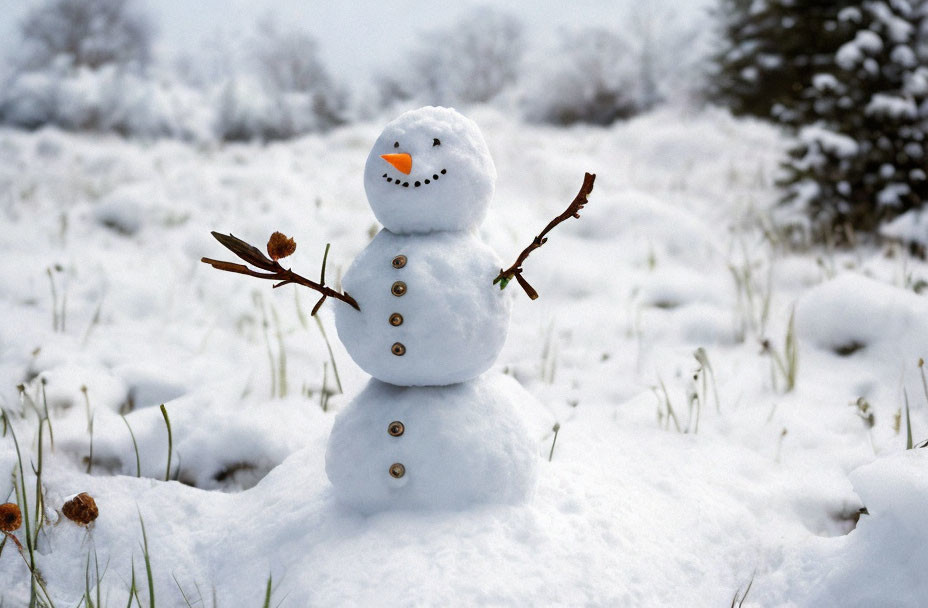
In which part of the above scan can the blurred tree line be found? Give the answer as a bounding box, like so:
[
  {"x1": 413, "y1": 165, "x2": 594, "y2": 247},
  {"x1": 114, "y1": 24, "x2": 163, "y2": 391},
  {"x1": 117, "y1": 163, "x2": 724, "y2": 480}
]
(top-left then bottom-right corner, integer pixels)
[
  {"x1": 2, "y1": 0, "x2": 926, "y2": 246},
  {"x1": 0, "y1": 0, "x2": 701, "y2": 141}
]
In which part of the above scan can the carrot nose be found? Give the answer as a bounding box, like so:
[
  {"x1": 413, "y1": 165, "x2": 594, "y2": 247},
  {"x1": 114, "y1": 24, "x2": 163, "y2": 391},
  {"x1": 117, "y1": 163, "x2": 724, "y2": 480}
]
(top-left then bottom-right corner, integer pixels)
[{"x1": 381, "y1": 153, "x2": 412, "y2": 175}]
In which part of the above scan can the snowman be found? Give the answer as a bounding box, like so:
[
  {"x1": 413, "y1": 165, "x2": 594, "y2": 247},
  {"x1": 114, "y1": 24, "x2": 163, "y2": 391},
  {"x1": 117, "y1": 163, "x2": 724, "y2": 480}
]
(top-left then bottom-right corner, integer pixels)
[{"x1": 203, "y1": 106, "x2": 594, "y2": 513}]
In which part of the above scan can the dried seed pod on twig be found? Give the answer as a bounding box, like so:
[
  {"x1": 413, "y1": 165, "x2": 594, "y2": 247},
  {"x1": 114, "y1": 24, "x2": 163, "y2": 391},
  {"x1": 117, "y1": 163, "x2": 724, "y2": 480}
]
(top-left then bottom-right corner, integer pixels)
[
  {"x1": 62, "y1": 492, "x2": 98, "y2": 526},
  {"x1": 267, "y1": 231, "x2": 297, "y2": 261},
  {"x1": 202, "y1": 232, "x2": 360, "y2": 312},
  {"x1": 0, "y1": 502, "x2": 22, "y2": 532}
]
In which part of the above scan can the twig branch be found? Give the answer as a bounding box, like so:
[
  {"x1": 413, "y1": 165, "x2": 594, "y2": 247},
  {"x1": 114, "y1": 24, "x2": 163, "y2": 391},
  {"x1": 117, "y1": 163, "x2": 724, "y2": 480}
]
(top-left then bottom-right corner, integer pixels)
[
  {"x1": 494, "y1": 172, "x2": 596, "y2": 299},
  {"x1": 201, "y1": 232, "x2": 360, "y2": 312}
]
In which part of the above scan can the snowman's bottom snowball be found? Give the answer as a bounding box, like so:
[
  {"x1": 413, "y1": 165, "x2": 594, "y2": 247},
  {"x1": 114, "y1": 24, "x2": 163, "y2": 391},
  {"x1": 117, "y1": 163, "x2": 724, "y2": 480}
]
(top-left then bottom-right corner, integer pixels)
[{"x1": 325, "y1": 374, "x2": 539, "y2": 513}]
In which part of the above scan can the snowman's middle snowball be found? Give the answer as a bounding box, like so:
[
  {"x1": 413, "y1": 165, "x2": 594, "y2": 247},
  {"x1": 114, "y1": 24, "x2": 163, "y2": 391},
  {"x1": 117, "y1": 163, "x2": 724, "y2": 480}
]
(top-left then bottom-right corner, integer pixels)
[{"x1": 335, "y1": 229, "x2": 512, "y2": 386}]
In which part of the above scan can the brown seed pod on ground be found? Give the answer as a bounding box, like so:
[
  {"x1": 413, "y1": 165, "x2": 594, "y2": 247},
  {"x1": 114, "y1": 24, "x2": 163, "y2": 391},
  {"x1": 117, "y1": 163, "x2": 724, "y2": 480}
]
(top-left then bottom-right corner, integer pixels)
[
  {"x1": 0, "y1": 502, "x2": 22, "y2": 532},
  {"x1": 62, "y1": 493, "x2": 98, "y2": 526},
  {"x1": 267, "y1": 231, "x2": 296, "y2": 261}
]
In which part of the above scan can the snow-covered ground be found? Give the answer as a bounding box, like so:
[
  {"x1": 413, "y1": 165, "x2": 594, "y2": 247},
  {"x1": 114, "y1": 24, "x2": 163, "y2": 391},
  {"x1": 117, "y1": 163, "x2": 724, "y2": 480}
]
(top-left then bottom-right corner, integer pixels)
[{"x1": 1, "y1": 106, "x2": 927, "y2": 606}]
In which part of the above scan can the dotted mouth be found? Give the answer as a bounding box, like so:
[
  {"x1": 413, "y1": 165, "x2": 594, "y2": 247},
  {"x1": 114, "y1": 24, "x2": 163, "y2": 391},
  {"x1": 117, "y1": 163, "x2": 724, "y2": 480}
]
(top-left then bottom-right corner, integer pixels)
[{"x1": 383, "y1": 168, "x2": 447, "y2": 188}]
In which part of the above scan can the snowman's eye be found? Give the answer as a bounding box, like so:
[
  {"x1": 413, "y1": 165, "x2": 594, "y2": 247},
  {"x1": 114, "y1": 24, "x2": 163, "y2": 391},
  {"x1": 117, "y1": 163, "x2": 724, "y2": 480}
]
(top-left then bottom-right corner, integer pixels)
[
  {"x1": 433, "y1": 138, "x2": 441, "y2": 147},
  {"x1": 393, "y1": 142, "x2": 399, "y2": 148}
]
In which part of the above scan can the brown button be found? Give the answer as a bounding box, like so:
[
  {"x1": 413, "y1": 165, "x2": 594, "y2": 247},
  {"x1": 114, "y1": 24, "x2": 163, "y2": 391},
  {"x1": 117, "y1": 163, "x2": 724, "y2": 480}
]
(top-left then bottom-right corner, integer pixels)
[
  {"x1": 388, "y1": 421, "x2": 405, "y2": 437},
  {"x1": 389, "y1": 463, "x2": 406, "y2": 478},
  {"x1": 391, "y1": 281, "x2": 407, "y2": 296},
  {"x1": 392, "y1": 255, "x2": 407, "y2": 269},
  {"x1": 391, "y1": 342, "x2": 406, "y2": 356},
  {"x1": 389, "y1": 313, "x2": 403, "y2": 326}
]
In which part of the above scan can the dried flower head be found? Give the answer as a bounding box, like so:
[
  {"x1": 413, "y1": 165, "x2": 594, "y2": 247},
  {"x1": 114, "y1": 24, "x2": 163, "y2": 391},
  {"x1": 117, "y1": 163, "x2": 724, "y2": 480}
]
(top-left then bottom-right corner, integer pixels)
[
  {"x1": 267, "y1": 232, "x2": 296, "y2": 261},
  {"x1": 0, "y1": 502, "x2": 22, "y2": 532},
  {"x1": 62, "y1": 493, "x2": 98, "y2": 526}
]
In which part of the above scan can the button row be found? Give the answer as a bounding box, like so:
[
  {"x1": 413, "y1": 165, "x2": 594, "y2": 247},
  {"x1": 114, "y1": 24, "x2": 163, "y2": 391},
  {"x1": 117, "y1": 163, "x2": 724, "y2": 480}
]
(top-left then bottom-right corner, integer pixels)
[
  {"x1": 391, "y1": 255, "x2": 406, "y2": 356},
  {"x1": 388, "y1": 421, "x2": 405, "y2": 477}
]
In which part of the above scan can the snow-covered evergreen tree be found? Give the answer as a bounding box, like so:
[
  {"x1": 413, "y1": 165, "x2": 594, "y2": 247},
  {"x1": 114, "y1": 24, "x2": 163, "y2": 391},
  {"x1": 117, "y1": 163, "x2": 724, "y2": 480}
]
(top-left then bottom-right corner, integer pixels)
[
  {"x1": 707, "y1": 0, "x2": 848, "y2": 127},
  {"x1": 780, "y1": 1, "x2": 928, "y2": 241}
]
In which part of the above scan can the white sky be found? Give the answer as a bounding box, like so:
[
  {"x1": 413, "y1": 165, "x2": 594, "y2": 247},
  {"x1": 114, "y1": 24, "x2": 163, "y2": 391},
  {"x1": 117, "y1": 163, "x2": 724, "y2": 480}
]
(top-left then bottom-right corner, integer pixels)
[{"x1": 0, "y1": 0, "x2": 712, "y2": 81}]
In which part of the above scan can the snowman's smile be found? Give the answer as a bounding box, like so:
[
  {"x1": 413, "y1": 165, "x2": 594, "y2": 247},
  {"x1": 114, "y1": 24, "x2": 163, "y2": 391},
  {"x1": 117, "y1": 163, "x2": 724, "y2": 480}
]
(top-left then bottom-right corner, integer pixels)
[{"x1": 381, "y1": 168, "x2": 448, "y2": 188}]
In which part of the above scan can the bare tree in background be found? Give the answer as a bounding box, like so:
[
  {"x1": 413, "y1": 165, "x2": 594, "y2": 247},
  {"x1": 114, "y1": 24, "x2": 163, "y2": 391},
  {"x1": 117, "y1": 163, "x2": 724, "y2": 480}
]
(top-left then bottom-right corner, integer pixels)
[
  {"x1": 214, "y1": 17, "x2": 347, "y2": 141},
  {"x1": 379, "y1": 7, "x2": 524, "y2": 106},
  {"x1": 629, "y1": 4, "x2": 703, "y2": 110},
  {"x1": 251, "y1": 19, "x2": 330, "y2": 94},
  {"x1": 523, "y1": 27, "x2": 641, "y2": 126},
  {"x1": 16, "y1": 0, "x2": 153, "y2": 72}
]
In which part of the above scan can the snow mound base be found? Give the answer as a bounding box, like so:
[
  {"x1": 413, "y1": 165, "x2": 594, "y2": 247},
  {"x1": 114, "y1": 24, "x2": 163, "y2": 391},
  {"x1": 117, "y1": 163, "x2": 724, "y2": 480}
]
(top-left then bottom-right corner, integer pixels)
[{"x1": 326, "y1": 374, "x2": 539, "y2": 513}]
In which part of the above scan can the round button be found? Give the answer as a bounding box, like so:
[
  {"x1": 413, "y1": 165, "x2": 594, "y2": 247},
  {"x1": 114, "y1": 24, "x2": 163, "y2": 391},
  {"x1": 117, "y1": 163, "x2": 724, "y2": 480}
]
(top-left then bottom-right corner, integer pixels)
[
  {"x1": 392, "y1": 255, "x2": 407, "y2": 269},
  {"x1": 391, "y1": 342, "x2": 406, "y2": 356},
  {"x1": 391, "y1": 281, "x2": 407, "y2": 296},
  {"x1": 389, "y1": 313, "x2": 403, "y2": 326},
  {"x1": 389, "y1": 463, "x2": 406, "y2": 478},
  {"x1": 388, "y1": 421, "x2": 405, "y2": 437}
]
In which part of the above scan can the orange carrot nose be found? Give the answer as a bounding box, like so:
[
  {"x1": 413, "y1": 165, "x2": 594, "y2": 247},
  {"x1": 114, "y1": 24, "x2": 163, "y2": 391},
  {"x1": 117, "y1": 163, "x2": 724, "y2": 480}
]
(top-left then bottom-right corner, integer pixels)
[{"x1": 381, "y1": 153, "x2": 412, "y2": 175}]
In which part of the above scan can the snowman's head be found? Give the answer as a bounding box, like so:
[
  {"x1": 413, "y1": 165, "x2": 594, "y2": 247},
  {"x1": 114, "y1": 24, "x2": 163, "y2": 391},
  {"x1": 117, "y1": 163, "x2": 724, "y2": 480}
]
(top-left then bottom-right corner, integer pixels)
[{"x1": 364, "y1": 106, "x2": 496, "y2": 234}]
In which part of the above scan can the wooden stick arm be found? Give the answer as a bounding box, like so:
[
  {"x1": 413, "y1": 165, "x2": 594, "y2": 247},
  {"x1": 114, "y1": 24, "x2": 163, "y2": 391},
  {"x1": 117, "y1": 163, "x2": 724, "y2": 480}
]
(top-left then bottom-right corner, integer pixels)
[
  {"x1": 494, "y1": 172, "x2": 596, "y2": 300},
  {"x1": 201, "y1": 232, "x2": 360, "y2": 312}
]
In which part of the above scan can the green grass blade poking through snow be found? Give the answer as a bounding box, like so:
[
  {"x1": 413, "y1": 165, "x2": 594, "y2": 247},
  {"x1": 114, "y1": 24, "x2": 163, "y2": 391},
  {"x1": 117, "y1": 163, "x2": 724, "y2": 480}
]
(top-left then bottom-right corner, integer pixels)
[
  {"x1": 548, "y1": 423, "x2": 561, "y2": 462},
  {"x1": 122, "y1": 414, "x2": 141, "y2": 477},
  {"x1": 314, "y1": 315, "x2": 343, "y2": 395},
  {"x1": 173, "y1": 571, "x2": 196, "y2": 608},
  {"x1": 138, "y1": 511, "x2": 155, "y2": 608},
  {"x1": 160, "y1": 404, "x2": 173, "y2": 481},
  {"x1": 262, "y1": 574, "x2": 273, "y2": 608},
  {"x1": 3, "y1": 411, "x2": 56, "y2": 608},
  {"x1": 40, "y1": 377, "x2": 54, "y2": 451}
]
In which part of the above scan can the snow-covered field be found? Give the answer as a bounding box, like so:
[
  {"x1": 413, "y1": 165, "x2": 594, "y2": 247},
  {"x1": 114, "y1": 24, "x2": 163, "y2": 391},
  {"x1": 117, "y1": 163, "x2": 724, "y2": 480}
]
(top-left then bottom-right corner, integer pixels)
[{"x1": 1, "y1": 106, "x2": 927, "y2": 606}]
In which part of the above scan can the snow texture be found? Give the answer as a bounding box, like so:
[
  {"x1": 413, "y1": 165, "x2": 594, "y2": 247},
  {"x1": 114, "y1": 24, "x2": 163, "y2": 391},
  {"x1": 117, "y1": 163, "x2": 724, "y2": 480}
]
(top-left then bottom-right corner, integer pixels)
[
  {"x1": 326, "y1": 374, "x2": 539, "y2": 513},
  {"x1": 758, "y1": 451, "x2": 928, "y2": 605},
  {"x1": 799, "y1": 124, "x2": 859, "y2": 158},
  {"x1": 363, "y1": 106, "x2": 496, "y2": 233},
  {"x1": 836, "y1": 30, "x2": 884, "y2": 69},
  {"x1": 866, "y1": 93, "x2": 918, "y2": 119},
  {"x1": 335, "y1": 228, "x2": 511, "y2": 386},
  {"x1": 2, "y1": 106, "x2": 928, "y2": 606},
  {"x1": 881, "y1": 207, "x2": 928, "y2": 245}
]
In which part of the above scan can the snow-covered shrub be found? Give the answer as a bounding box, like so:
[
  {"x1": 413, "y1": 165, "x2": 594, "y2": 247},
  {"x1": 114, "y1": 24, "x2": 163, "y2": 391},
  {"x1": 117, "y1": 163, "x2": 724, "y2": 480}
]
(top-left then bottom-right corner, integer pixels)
[
  {"x1": 0, "y1": 63, "x2": 210, "y2": 140},
  {"x1": 521, "y1": 27, "x2": 641, "y2": 126},
  {"x1": 377, "y1": 7, "x2": 524, "y2": 107},
  {"x1": 14, "y1": 0, "x2": 153, "y2": 72},
  {"x1": 0, "y1": 0, "x2": 208, "y2": 138},
  {"x1": 779, "y1": 1, "x2": 928, "y2": 242},
  {"x1": 0, "y1": 6, "x2": 346, "y2": 142}
]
